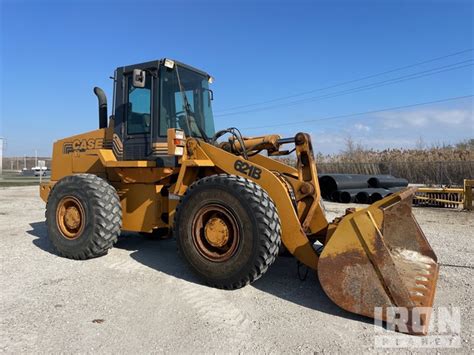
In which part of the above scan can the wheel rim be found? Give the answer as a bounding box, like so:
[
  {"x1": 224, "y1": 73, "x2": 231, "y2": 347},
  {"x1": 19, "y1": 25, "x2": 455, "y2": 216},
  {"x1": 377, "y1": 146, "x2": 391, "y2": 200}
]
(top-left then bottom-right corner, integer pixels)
[
  {"x1": 192, "y1": 204, "x2": 240, "y2": 262},
  {"x1": 56, "y1": 196, "x2": 85, "y2": 240}
]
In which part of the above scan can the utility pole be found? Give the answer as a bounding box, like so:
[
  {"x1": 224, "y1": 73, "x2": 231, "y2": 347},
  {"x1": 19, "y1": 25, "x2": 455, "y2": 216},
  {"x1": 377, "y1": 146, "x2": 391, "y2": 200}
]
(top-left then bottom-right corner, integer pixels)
[
  {"x1": 35, "y1": 149, "x2": 38, "y2": 167},
  {"x1": 24, "y1": 155, "x2": 27, "y2": 170}
]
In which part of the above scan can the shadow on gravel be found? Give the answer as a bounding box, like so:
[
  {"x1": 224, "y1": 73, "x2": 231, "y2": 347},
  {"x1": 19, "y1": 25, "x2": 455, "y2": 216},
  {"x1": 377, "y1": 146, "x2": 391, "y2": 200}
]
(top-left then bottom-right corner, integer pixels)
[
  {"x1": 117, "y1": 233, "x2": 201, "y2": 284},
  {"x1": 251, "y1": 256, "x2": 372, "y2": 325},
  {"x1": 25, "y1": 224, "x2": 370, "y2": 326},
  {"x1": 118, "y1": 233, "x2": 371, "y2": 326},
  {"x1": 27, "y1": 221, "x2": 59, "y2": 256}
]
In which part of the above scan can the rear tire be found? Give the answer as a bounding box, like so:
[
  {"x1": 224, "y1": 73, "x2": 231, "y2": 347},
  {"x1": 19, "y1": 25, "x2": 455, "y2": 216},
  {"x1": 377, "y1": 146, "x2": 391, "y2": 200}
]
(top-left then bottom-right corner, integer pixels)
[
  {"x1": 46, "y1": 174, "x2": 122, "y2": 259},
  {"x1": 175, "y1": 174, "x2": 281, "y2": 289}
]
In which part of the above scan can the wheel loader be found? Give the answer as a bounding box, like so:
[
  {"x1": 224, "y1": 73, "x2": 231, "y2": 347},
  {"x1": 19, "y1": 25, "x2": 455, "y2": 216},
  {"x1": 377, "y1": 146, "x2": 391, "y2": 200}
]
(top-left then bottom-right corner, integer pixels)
[{"x1": 40, "y1": 59, "x2": 439, "y2": 335}]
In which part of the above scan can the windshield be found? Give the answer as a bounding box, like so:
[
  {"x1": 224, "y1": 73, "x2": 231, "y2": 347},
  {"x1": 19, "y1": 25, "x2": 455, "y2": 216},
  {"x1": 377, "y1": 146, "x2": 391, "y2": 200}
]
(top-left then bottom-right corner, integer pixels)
[{"x1": 159, "y1": 64, "x2": 215, "y2": 139}]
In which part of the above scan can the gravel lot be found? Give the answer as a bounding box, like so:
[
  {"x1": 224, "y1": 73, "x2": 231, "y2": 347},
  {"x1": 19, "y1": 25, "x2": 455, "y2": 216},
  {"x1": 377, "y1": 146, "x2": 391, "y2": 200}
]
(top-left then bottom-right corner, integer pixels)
[{"x1": 1, "y1": 186, "x2": 473, "y2": 353}]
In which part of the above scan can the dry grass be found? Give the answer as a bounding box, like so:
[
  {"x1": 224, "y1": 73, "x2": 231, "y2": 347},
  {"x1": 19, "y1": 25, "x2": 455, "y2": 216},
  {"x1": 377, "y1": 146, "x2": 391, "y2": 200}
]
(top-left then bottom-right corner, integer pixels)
[{"x1": 278, "y1": 139, "x2": 474, "y2": 186}]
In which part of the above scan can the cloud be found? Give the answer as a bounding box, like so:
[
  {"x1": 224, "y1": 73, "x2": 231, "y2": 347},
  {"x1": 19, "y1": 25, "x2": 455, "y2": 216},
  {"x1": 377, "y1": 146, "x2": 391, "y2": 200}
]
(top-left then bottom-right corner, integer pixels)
[
  {"x1": 354, "y1": 123, "x2": 371, "y2": 132},
  {"x1": 280, "y1": 106, "x2": 473, "y2": 154},
  {"x1": 375, "y1": 109, "x2": 472, "y2": 129}
]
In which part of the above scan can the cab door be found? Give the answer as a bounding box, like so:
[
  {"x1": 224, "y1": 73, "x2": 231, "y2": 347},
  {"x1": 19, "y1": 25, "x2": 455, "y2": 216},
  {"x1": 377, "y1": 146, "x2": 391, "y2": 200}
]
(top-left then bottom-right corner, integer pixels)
[{"x1": 122, "y1": 71, "x2": 153, "y2": 160}]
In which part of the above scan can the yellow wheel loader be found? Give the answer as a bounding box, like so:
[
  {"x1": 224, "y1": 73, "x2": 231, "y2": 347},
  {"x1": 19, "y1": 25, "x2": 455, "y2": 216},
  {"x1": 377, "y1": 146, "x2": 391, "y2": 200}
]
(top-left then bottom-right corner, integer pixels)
[{"x1": 40, "y1": 59, "x2": 438, "y2": 334}]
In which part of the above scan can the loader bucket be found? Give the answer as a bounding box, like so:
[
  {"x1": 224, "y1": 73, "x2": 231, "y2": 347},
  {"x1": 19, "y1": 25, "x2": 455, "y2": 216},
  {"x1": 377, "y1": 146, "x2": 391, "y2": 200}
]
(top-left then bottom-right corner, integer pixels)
[{"x1": 317, "y1": 187, "x2": 439, "y2": 335}]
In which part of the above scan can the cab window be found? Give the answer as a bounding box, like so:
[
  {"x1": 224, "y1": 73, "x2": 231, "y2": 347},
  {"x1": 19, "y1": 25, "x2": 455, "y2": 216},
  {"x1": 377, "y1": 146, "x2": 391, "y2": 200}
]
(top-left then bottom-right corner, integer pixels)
[
  {"x1": 127, "y1": 76, "x2": 152, "y2": 135},
  {"x1": 159, "y1": 65, "x2": 215, "y2": 138}
]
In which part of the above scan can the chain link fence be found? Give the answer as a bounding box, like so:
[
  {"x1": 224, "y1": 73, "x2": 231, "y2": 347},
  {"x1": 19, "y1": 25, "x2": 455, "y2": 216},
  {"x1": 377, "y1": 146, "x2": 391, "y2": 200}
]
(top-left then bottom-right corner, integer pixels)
[{"x1": 2, "y1": 156, "x2": 472, "y2": 186}]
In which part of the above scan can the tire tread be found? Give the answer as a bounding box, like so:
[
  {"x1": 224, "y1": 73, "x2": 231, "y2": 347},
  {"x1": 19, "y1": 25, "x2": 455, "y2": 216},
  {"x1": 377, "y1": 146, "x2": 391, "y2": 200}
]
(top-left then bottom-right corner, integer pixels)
[
  {"x1": 175, "y1": 174, "x2": 281, "y2": 289},
  {"x1": 46, "y1": 174, "x2": 122, "y2": 260}
]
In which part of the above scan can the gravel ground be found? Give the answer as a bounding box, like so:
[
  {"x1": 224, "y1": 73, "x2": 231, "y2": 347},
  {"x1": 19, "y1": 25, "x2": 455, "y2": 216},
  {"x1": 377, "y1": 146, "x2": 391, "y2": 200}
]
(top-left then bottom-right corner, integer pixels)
[{"x1": 1, "y1": 186, "x2": 473, "y2": 353}]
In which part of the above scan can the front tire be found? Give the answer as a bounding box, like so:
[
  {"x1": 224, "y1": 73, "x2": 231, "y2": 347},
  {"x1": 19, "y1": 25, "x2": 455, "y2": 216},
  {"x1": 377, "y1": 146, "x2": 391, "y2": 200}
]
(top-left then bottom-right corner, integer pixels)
[
  {"x1": 46, "y1": 174, "x2": 122, "y2": 259},
  {"x1": 175, "y1": 174, "x2": 281, "y2": 289}
]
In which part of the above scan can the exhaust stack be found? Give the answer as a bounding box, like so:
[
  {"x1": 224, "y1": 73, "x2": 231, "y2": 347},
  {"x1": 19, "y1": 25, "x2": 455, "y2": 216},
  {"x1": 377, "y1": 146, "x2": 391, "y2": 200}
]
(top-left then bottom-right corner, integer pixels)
[{"x1": 93, "y1": 87, "x2": 108, "y2": 129}]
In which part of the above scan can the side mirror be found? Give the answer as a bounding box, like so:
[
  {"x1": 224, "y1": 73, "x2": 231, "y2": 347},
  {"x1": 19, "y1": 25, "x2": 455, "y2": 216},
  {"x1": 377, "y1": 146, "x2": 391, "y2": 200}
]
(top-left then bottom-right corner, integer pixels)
[{"x1": 132, "y1": 69, "x2": 146, "y2": 88}]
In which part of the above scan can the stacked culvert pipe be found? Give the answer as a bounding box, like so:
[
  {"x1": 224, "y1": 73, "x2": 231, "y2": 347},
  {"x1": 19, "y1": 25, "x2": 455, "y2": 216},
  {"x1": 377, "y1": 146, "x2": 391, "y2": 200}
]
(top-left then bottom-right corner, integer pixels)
[{"x1": 318, "y1": 174, "x2": 409, "y2": 204}]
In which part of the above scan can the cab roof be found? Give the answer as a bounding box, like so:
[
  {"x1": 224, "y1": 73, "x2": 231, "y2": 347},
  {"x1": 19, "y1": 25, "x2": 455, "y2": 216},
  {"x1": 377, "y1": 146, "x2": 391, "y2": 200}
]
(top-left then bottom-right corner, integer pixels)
[{"x1": 118, "y1": 59, "x2": 211, "y2": 78}]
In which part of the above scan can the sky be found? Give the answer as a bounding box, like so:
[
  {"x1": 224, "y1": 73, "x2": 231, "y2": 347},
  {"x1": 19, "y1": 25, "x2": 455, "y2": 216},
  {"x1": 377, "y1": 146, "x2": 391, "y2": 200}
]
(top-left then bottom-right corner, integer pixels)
[{"x1": 1, "y1": 0, "x2": 473, "y2": 157}]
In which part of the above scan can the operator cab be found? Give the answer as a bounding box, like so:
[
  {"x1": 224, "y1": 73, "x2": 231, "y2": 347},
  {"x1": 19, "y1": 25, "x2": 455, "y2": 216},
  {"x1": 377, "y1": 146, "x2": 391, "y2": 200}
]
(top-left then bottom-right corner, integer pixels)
[{"x1": 111, "y1": 59, "x2": 215, "y2": 164}]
